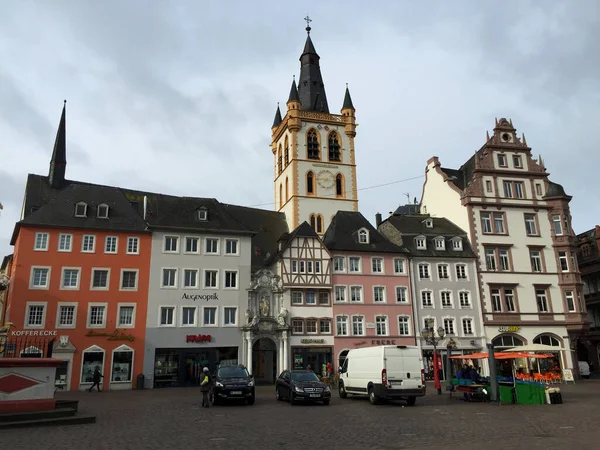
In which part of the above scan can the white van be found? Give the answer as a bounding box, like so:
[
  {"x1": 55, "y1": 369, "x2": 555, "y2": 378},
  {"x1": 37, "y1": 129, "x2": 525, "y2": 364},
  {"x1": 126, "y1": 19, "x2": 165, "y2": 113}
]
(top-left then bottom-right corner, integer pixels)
[{"x1": 338, "y1": 345, "x2": 426, "y2": 405}]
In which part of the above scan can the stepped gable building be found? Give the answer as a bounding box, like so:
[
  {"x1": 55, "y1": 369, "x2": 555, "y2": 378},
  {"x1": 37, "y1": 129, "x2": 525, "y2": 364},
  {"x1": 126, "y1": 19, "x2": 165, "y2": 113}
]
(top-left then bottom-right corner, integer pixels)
[
  {"x1": 271, "y1": 24, "x2": 359, "y2": 235},
  {"x1": 378, "y1": 211, "x2": 486, "y2": 378},
  {"x1": 420, "y1": 118, "x2": 585, "y2": 373},
  {"x1": 323, "y1": 211, "x2": 414, "y2": 370}
]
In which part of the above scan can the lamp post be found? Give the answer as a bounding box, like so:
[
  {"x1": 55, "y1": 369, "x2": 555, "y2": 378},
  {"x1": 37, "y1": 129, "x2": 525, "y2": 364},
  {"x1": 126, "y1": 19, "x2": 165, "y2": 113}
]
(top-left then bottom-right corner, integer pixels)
[
  {"x1": 421, "y1": 318, "x2": 445, "y2": 395},
  {"x1": 445, "y1": 338, "x2": 456, "y2": 393}
]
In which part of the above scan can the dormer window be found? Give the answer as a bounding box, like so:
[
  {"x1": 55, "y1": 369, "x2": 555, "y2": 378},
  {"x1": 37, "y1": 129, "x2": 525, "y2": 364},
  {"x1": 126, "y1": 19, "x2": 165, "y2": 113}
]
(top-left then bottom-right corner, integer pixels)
[
  {"x1": 434, "y1": 237, "x2": 445, "y2": 251},
  {"x1": 424, "y1": 219, "x2": 433, "y2": 228},
  {"x1": 97, "y1": 203, "x2": 109, "y2": 219},
  {"x1": 358, "y1": 229, "x2": 369, "y2": 244},
  {"x1": 196, "y1": 208, "x2": 208, "y2": 221},
  {"x1": 74, "y1": 202, "x2": 88, "y2": 217},
  {"x1": 415, "y1": 236, "x2": 426, "y2": 250},
  {"x1": 452, "y1": 237, "x2": 463, "y2": 251}
]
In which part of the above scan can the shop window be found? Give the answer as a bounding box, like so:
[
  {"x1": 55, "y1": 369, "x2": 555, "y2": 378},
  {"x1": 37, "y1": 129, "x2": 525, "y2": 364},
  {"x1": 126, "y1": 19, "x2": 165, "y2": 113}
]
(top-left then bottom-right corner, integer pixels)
[
  {"x1": 492, "y1": 335, "x2": 524, "y2": 349},
  {"x1": 55, "y1": 361, "x2": 69, "y2": 388},
  {"x1": 111, "y1": 345, "x2": 134, "y2": 383},
  {"x1": 533, "y1": 335, "x2": 560, "y2": 347},
  {"x1": 81, "y1": 346, "x2": 105, "y2": 383}
]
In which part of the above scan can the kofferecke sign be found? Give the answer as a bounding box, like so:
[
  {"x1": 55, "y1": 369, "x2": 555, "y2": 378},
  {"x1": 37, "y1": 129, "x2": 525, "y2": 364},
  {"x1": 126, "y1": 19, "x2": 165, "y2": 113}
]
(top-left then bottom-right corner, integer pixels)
[{"x1": 11, "y1": 330, "x2": 58, "y2": 337}]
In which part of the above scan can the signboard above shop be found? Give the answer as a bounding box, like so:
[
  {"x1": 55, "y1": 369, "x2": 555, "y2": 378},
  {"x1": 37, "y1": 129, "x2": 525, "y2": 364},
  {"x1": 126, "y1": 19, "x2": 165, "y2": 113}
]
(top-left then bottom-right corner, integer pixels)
[
  {"x1": 182, "y1": 293, "x2": 219, "y2": 301},
  {"x1": 498, "y1": 326, "x2": 520, "y2": 333},
  {"x1": 300, "y1": 338, "x2": 325, "y2": 344}
]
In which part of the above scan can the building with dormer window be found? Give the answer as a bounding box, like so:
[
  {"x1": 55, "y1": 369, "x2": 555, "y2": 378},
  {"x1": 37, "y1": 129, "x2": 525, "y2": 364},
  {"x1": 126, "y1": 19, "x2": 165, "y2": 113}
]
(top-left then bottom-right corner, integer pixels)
[
  {"x1": 378, "y1": 212, "x2": 486, "y2": 379},
  {"x1": 323, "y1": 211, "x2": 414, "y2": 371},
  {"x1": 420, "y1": 118, "x2": 585, "y2": 373}
]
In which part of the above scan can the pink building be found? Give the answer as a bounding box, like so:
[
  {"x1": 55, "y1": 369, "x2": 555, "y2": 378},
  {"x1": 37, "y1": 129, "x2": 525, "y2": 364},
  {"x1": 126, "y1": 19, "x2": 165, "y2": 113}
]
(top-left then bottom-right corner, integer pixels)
[{"x1": 322, "y1": 212, "x2": 415, "y2": 369}]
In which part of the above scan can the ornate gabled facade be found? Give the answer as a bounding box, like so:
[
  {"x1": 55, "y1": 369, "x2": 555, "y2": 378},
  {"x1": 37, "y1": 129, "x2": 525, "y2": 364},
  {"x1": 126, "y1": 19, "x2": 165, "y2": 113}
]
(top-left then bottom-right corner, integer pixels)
[
  {"x1": 271, "y1": 26, "x2": 359, "y2": 235},
  {"x1": 420, "y1": 118, "x2": 586, "y2": 373}
]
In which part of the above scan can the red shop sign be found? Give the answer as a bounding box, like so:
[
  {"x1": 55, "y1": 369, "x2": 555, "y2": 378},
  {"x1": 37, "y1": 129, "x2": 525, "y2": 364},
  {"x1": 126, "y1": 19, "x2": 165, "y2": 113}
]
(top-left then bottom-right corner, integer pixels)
[{"x1": 186, "y1": 334, "x2": 212, "y2": 343}]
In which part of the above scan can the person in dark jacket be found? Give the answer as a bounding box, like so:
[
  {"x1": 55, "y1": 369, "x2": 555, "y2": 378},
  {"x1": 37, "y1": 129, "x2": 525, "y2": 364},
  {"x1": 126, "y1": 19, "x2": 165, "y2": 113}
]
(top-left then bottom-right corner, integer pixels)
[
  {"x1": 88, "y1": 366, "x2": 103, "y2": 392},
  {"x1": 200, "y1": 367, "x2": 212, "y2": 408}
]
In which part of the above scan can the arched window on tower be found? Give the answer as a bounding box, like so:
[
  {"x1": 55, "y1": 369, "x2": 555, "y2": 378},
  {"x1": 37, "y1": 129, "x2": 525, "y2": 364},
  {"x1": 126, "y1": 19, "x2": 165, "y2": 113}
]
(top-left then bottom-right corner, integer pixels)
[
  {"x1": 316, "y1": 215, "x2": 323, "y2": 234},
  {"x1": 278, "y1": 147, "x2": 283, "y2": 174},
  {"x1": 284, "y1": 137, "x2": 290, "y2": 165},
  {"x1": 285, "y1": 177, "x2": 289, "y2": 201},
  {"x1": 279, "y1": 184, "x2": 283, "y2": 209},
  {"x1": 328, "y1": 132, "x2": 341, "y2": 161},
  {"x1": 307, "y1": 171, "x2": 314, "y2": 195},
  {"x1": 336, "y1": 174, "x2": 344, "y2": 197},
  {"x1": 310, "y1": 214, "x2": 316, "y2": 230},
  {"x1": 307, "y1": 129, "x2": 320, "y2": 160}
]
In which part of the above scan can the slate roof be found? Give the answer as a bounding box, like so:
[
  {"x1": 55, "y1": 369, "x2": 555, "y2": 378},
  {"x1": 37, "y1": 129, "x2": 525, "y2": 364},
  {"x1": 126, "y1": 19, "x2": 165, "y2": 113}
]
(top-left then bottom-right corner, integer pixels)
[
  {"x1": 543, "y1": 181, "x2": 570, "y2": 199},
  {"x1": 379, "y1": 214, "x2": 476, "y2": 259},
  {"x1": 297, "y1": 33, "x2": 329, "y2": 113},
  {"x1": 1, "y1": 254, "x2": 12, "y2": 272},
  {"x1": 394, "y1": 203, "x2": 420, "y2": 215},
  {"x1": 322, "y1": 211, "x2": 408, "y2": 254}
]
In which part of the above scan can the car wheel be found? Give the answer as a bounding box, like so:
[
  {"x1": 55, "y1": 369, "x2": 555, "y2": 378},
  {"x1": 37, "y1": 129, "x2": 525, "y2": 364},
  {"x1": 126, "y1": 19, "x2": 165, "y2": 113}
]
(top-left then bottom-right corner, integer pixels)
[
  {"x1": 368, "y1": 387, "x2": 379, "y2": 405},
  {"x1": 406, "y1": 396, "x2": 416, "y2": 406},
  {"x1": 276, "y1": 388, "x2": 281, "y2": 401},
  {"x1": 338, "y1": 382, "x2": 348, "y2": 399},
  {"x1": 247, "y1": 397, "x2": 255, "y2": 406},
  {"x1": 323, "y1": 399, "x2": 330, "y2": 406}
]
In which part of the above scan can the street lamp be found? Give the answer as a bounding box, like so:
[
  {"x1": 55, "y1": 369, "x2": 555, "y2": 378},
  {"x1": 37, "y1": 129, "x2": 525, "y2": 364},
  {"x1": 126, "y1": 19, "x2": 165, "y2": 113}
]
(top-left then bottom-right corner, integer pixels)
[{"x1": 421, "y1": 318, "x2": 445, "y2": 395}]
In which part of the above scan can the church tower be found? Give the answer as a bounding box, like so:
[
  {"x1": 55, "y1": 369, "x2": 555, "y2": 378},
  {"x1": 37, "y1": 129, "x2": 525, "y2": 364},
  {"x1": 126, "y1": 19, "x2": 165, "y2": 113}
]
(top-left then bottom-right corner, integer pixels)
[{"x1": 271, "y1": 21, "x2": 359, "y2": 235}]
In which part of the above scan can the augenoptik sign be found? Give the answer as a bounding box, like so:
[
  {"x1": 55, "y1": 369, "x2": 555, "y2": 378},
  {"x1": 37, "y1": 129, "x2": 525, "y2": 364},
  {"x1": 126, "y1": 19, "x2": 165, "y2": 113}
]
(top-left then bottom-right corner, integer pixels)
[{"x1": 182, "y1": 293, "x2": 219, "y2": 302}]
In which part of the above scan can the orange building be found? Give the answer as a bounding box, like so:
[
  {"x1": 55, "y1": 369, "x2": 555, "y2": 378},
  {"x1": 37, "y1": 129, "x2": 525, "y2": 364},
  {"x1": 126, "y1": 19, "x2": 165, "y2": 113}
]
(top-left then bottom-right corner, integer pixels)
[{"x1": 3, "y1": 102, "x2": 151, "y2": 391}]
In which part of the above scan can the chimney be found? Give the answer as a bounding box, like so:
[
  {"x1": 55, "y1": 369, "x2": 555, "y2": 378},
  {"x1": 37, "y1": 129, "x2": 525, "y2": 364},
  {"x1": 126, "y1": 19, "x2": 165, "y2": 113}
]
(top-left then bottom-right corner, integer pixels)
[
  {"x1": 375, "y1": 213, "x2": 382, "y2": 227},
  {"x1": 143, "y1": 195, "x2": 148, "y2": 220}
]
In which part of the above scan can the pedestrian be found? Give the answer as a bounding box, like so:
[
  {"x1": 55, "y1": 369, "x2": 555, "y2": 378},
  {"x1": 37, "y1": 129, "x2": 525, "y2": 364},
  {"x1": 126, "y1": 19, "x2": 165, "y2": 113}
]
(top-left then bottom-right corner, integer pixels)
[
  {"x1": 88, "y1": 366, "x2": 103, "y2": 392},
  {"x1": 200, "y1": 367, "x2": 212, "y2": 408}
]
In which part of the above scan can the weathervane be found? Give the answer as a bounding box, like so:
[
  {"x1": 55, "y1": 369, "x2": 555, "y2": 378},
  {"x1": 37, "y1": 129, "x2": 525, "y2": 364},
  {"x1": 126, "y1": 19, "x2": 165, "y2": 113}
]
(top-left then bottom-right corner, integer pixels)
[{"x1": 304, "y1": 15, "x2": 312, "y2": 33}]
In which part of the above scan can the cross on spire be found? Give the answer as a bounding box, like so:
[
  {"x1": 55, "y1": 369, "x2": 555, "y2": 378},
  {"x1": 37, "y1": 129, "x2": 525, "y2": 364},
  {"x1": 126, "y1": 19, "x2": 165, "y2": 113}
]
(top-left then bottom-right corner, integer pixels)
[{"x1": 304, "y1": 15, "x2": 312, "y2": 33}]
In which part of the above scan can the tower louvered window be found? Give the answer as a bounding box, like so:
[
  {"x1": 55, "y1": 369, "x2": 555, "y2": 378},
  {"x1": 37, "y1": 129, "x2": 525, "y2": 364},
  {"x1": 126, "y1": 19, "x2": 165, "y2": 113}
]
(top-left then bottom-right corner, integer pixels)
[
  {"x1": 328, "y1": 133, "x2": 340, "y2": 161},
  {"x1": 307, "y1": 130, "x2": 319, "y2": 159}
]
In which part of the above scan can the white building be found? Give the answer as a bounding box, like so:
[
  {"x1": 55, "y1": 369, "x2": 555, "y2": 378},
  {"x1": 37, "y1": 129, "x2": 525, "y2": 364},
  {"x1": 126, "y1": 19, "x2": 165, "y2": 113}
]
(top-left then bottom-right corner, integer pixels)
[{"x1": 420, "y1": 118, "x2": 585, "y2": 372}]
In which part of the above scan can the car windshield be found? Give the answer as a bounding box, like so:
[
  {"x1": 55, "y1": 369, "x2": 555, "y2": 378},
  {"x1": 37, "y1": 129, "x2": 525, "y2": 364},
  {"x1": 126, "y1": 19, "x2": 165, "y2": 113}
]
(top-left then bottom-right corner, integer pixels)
[
  {"x1": 291, "y1": 372, "x2": 320, "y2": 382},
  {"x1": 218, "y1": 367, "x2": 249, "y2": 378}
]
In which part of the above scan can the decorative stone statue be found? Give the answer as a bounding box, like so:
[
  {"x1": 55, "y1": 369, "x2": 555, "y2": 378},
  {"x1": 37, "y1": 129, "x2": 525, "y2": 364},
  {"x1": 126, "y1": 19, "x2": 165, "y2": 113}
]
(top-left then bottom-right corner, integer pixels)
[
  {"x1": 277, "y1": 307, "x2": 288, "y2": 326},
  {"x1": 259, "y1": 296, "x2": 270, "y2": 316},
  {"x1": 245, "y1": 309, "x2": 251, "y2": 324},
  {"x1": 0, "y1": 274, "x2": 9, "y2": 291},
  {"x1": 250, "y1": 311, "x2": 260, "y2": 326}
]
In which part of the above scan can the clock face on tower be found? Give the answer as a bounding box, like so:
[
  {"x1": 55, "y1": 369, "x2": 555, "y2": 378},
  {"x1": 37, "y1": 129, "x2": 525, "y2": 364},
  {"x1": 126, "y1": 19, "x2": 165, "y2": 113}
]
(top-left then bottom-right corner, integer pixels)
[{"x1": 317, "y1": 170, "x2": 335, "y2": 189}]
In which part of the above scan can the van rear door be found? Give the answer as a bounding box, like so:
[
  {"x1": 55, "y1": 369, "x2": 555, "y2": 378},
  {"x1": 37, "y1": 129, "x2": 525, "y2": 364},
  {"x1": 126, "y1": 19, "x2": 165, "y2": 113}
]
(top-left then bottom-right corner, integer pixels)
[{"x1": 384, "y1": 346, "x2": 421, "y2": 390}]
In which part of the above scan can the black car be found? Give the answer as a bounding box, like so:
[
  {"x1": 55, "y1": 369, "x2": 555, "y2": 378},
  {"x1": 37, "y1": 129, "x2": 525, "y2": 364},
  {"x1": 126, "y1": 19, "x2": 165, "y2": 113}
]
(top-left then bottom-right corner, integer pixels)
[
  {"x1": 275, "y1": 370, "x2": 331, "y2": 405},
  {"x1": 213, "y1": 364, "x2": 255, "y2": 405}
]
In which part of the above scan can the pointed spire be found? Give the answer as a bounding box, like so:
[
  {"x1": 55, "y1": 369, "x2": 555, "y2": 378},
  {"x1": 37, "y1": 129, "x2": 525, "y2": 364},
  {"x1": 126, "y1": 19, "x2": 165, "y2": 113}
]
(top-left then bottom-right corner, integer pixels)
[
  {"x1": 297, "y1": 21, "x2": 329, "y2": 113},
  {"x1": 287, "y1": 76, "x2": 300, "y2": 104},
  {"x1": 272, "y1": 103, "x2": 282, "y2": 128},
  {"x1": 486, "y1": 130, "x2": 490, "y2": 141},
  {"x1": 342, "y1": 83, "x2": 355, "y2": 111},
  {"x1": 49, "y1": 100, "x2": 67, "y2": 189},
  {"x1": 522, "y1": 133, "x2": 528, "y2": 146}
]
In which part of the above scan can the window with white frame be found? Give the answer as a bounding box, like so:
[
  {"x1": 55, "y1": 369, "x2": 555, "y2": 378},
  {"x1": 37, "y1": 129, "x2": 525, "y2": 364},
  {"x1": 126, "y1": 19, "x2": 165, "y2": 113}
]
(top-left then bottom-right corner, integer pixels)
[
  {"x1": 224, "y1": 271, "x2": 238, "y2": 289},
  {"x1": 530, "y1": 250, "x2": 543, "y2": 272},
  {"x1": 197, "y1": 208, "x2": 208, "y2": 221},
  {"x1": 105, "y1": 236, "x2": 118, "y2": 254},
  {"x1": 299, "y1": 261, "x2": 305, "y2": 273},
  {"x1": 375, "y1": 316, "x2": 388, "y2": 335},
  {"x1": 491, "y1": 289, "x2": 502, "y2": 312},
  {"x1": 358, "y1": 229, "x2": 369, "y2": 244},
  {"x1": 372, "y1": 258, "x2": 383, "y2": 273},
  {"x1": 558, "y1": 252, "x2": 568, "y2": 271},
  {"x1": 452, "y1": 238, "x2": 463, "y2": 251},
  {"x1": 83, "y1": 268, "x2": 101, "y2": 288},
  {"x1": 118, "y1": 305, "x2": 135, "y2": 327},
  {"x1": 434, "y1": 237, "x2": 445, "y2": 250},
  {"x1": 305, "y1": 292, "x2": 316, "y2": 305},
  {"x1": 88, "y1": 305, "x2": 106, "y2": 327},
  {"x1": 30, "y1": 267, "x2": 50, "y2": 288},
  {"x1": 204, "y1": 270, "x2": 218, "y2": 288},
  {"x1": 416, "y1": 237, "x2": 426, "y2": 250},
  {"x1": 291, "y1": 261, "x2": 298, "y2": 273},
  {"x1": 224, "y1": 307, "x2": 237, "y2": 325},
  {"x1": 421, "y1": 291, "x2": 433, "y2": 308},
  {"x1": 459, "y1": 291, "x2": 471, "y2": 308},
  {"x1": 58, "y1": 305, "x2": 75, "y2": 327},
  {"x1": 26, "y1": 304, "x2": 45, "y2": 327},
  {"x1": 315, "y1": 261, "x2": 321, "y2": 273},
  {"x1": 395, "y1": 286, "x2": 408, "y2": 303},
  {"x1": 418, "y1": 263, "x2": 430, "y2": 279},
  {"x1": 164, "y1": 236, "x2": 179, "y2": 252},
  {"x1": 462, "y1": 318, "x2": 473, "y2": 335},
  {"x1": 349, "y1": 257, "x2": 361, "y2": 272},
  {"x1": 320, "y1": 319, "x2": 331, "y2": 334},
  {"x1": 292, "y1": 319, "x2": 304, "y2": 334},
  {"x1": 58, "y1": 233, "x2": 72, "y2": 252},
  {"x1": 373, "y1": 286, "x2": 386, "y2": 303},
  {"x1": 183, "y1": 269, "x2": 198, "y2": 288},
  {"x1": 437, "y1": 264, "x2": 449, "y2": 280},
  {"x1": 443, "y1": 318, "x2": 455, "y2": 335},
  {"x1": 291, "y1": 291, "x2": 303, "y2": 305},
  {"x1": 307, "y1": 261, "x2": 313, "y2": 273},
  {"x1": 121, "y1": 270, "x2": 138, "y2": 290},
  {"x1": 182, "y1": 307, "x2": 196, "y2": 326},
  {"x1": 82, "y1": 235, "x2": 95, "y2": 253},
  {"x1": 398, "y1": 316, "x2": 410, "y2": 335},
  {"x1": 441, "y1": 291, "x2": 452, "y2": 308},
  {"x1": 352, "y1": 316, "x2": 364, "y2": 335},
  {"x1": 524, "y1": 214, "x2": 538, "y2": 236},
  {"x1": 127, "y1": 237, "x2": 140, "y2": 254},
  {"x1": 394, "y1": 258, "x2": 405, "y2": 274},
  {"x1": 162, "y1": 269, "x2": 177, "y2": 288},
  {"x1": 333, "y1": 256, "x2": 345, "y2": 272},
  {"x1": 306, "y1": 319, "x2": 317, "y2": 333},
  {"x1": 350, "y1": 286, "x2": 362, "y2": 302},
  {"x1": 225, "y1": 239, "x2": 238, "y2": 255},
  {"x1": 565, "y1": 290, "x2": 576, "y2": 312},
  {"x1": 205, "y1": 238, "x2": 219, "y2": 254},
  {"x1": 425, "y1": 219, "x2": 433, "y2": 228},
  {"x1": 336, "y1": 316, "x2": 348, "y2": 336},
  {"x1": 203, "y1": 307, "x2": 217, "y2": 326},
  {"x1": 34, "y1": 232, "x2": 49, "y2": 251},
  {"x1": 552, "y1": 215, "x2": 563, "y2": 235},
  {"x1": 318, "y1": 292, "x2": 329, "y2": 305},
  {"x1": 160, "y1": 307, "x2": 175, "y2": 326},
  {"x1": 536, "y1": 289, "x2": 549, "y2": 312},
  {"x1": 481, "y1": 212, "x2": 506, "y2": 234},
  {"x1": 185, "y1": 237, "x2": 199, "y2": 254},
  {"x1": 334, "y1": 286, "x2": 347, "y2": 302},
  {"x1": 111, "y1": 345, "x2": 133, "y2": 383},
  {"x1": 61, "y1": 268, "x2": 80, "y2": 289},
  {"x1": 456, "y1": 264, "x2": 467, "y2": 279},
  {"x1": 75, "y1": 202, "x2": 88, "y2": 217}
]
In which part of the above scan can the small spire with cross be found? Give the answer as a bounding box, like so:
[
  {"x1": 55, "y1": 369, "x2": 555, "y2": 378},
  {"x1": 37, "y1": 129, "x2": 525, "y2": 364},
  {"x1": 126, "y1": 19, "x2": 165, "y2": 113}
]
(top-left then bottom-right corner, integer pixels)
[{"x1": 304, "y1": 15, "x2": 312, "y2": 33}]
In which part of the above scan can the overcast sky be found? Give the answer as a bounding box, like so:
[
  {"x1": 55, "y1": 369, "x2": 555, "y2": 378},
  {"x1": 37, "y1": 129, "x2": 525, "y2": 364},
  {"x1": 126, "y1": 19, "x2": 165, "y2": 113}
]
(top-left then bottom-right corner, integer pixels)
[{"x1": 1, "y1": 0, "x2": 599, "y2": 257}]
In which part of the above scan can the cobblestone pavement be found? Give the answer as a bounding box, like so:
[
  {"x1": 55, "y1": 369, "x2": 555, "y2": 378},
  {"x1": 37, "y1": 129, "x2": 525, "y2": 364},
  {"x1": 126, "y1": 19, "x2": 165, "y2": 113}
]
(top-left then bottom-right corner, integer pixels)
[{"x1": 4, "y1": 381, "x2": 600, "y2": 450}]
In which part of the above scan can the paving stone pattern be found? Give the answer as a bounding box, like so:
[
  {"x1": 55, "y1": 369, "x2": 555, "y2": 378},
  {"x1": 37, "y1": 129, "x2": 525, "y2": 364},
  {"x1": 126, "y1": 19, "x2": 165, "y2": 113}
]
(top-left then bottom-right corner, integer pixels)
[{"x1": 4, "y1": 381, "x2": 600, "y2": 449}]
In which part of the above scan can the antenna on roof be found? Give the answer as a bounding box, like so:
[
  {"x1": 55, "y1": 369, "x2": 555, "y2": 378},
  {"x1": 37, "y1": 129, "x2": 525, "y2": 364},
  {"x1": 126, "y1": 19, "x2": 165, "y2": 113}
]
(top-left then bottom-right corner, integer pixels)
[{"x1": 403, "y1": 193, "x2": 410, "y2": 204}]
